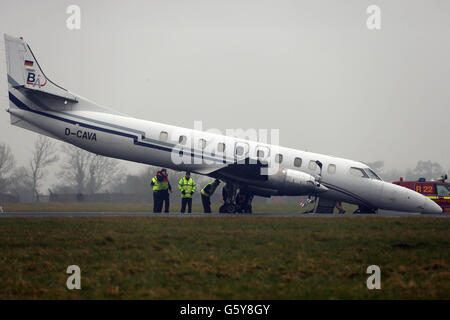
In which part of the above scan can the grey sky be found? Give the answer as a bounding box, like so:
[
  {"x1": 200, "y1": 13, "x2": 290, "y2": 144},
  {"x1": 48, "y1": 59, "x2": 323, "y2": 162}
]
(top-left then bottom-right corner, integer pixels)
[{"x1": 0, "y1": 0, "x2": 449, "y2": 189}]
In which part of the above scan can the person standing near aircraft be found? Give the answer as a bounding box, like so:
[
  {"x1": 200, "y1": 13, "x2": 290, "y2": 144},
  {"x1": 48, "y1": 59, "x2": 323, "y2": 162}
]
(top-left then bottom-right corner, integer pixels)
[
  {"x1": 335, "y1": 201, "x2": 346, "y2": 214},
  {"x1": 201, "y1": 179, "x2": 221, "y2": 213},
  {"x1": 236, "y1": 187, "x2": 254, "y2": 213},
  {"x1": 178, "y1": 172, "x2": 196, "y2": 214},
  {"x1": 159, "y1": 169, "x2": 172, "y2": 213},
  {"x1": 151, "y1": 170, "x2": 162, "y2": 213}
]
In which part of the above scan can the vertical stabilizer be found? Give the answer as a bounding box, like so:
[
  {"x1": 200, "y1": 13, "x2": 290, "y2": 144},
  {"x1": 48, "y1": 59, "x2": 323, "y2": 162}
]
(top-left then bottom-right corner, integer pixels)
[{"x1": 4, "y1": 34, "x2": 77, "y2": 102}]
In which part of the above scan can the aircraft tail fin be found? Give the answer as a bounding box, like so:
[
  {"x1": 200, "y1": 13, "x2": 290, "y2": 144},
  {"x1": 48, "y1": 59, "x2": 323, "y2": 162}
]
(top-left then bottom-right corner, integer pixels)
[{"x1": 4, "y1": 34, "x2": 77, "y2": 102}]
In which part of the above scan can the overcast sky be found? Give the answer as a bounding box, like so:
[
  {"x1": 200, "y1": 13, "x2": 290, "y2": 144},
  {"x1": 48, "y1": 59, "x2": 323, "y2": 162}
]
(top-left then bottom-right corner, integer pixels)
[{"x1": 0, "y1": 0, "x2": 449, "y2": 189}]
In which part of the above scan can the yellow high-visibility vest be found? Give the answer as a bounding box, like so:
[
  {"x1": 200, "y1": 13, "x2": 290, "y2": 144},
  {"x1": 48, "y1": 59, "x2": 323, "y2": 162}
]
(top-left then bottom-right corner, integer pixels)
[
  {"x1": 159, "y1": 180, "x2": 169, "y2": 190},
  {"x1": 201, "y1": 181, "x2": 218, "y2": 197},
  {"x1": 152, "y1": 176, "x2": 159, "y2": 191},
  {"x1": 178, "y1": 177, "x2": 196, "y2": 198}
]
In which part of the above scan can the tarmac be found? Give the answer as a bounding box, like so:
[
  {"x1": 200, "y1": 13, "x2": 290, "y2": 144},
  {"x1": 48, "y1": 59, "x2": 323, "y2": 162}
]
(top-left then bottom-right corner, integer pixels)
[{"x1": 0, "y1": 210, "x2": 448, "y2": 218}]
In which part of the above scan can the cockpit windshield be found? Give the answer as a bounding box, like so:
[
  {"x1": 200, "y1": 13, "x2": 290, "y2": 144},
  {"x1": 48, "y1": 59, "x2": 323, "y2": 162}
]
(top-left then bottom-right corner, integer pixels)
[
  {"x1": 365, "y1": 169, "x2": 382, "y2": 180},
  {"x1": 349, "y1": 167, "x2": 369, "y2": 178}
]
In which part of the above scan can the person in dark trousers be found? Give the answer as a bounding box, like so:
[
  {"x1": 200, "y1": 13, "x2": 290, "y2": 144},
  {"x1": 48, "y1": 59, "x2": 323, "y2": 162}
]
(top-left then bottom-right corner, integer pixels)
[
  {"x1": 236, "y1": 188, "x2": 254, "y2": 213},
  {"x1": 158, "y1": 169, "x2": 172, "y2": 213},
  {"x1": 335, "y1": 201, "x2": 346, "y2": 214},
  {"x1": 201, "y1": 179, "x2": 220, "y2": 213},
  {"x1": 178, "y1": 171, "x2": 196, "y2": 214},
  {"x1": 151, "y1": 170, "x2": 162, "y2": 213}
]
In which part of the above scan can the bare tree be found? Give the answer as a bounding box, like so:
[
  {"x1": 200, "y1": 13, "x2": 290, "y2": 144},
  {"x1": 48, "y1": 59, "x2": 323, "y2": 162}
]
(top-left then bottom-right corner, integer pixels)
[
  {"x1": 85, "y1": 155, "x2": 122, "y2": 194},
  {"x1": 59, "y1": 145, "x2": 122, "y2": 194},
  {"x1": 0, "y1": 143, "x2": 16, "y2": 192},
  {"x1": 9, "y1": 166, "x2": 33, "y2": 201},
  {"x1": 412, "y1": 160, "x2": 443, "y2": 180},
  {"x1": 29, "y1": 136, "x2": 58, "y2": 201},
  {"x1": 59, "y1": 145, "x2": 90, "y2": 194}
]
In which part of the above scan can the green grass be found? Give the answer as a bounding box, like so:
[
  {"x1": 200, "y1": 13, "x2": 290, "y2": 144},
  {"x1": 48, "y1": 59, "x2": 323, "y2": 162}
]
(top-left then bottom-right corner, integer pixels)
[
  {"x1": 0, "y1": 216, "x2": 448, "y2": 299},
  {"x1": 1, "y1": 201, "x2": 356, "y2": 214}
]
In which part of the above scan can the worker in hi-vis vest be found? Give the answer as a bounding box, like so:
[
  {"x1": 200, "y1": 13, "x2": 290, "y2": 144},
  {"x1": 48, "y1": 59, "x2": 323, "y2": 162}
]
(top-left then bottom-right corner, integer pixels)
[
  {"x1": 159, "y1": 168, "x2": 172, "y2": 213},
  {"x1": 201, "y1": 179, "x2": 221, "y2": 213},
  {"x1": 178, "y1": 171, "x2": 196, "y2": 213},
  {"x1": 151, "y1": 170, "x2": 164, "y2": 213}
]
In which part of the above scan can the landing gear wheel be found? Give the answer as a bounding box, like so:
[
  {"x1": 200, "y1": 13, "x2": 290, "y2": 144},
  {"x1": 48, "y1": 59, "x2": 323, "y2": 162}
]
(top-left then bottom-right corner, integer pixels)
[
  {"x1": 353, "y1": 206, "x2": 377, "y2": 214},
  {"x1": 225, "y1": 203, "x2": 236, "y2": 213},
  {"x1": 219, "y1": 204, "x2": 236, "y2": 214}
]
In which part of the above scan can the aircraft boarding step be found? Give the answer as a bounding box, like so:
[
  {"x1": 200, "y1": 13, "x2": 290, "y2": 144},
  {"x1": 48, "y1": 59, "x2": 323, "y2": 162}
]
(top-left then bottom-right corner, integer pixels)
[{"x1": 315, "y1": 198, "x2": 336, "y2": 214}]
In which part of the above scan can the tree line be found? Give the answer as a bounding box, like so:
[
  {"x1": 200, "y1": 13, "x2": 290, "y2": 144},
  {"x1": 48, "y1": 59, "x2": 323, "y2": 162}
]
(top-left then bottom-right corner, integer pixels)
[{"x1": 0, "y1": 137, "x2": 213, "y2": 202}]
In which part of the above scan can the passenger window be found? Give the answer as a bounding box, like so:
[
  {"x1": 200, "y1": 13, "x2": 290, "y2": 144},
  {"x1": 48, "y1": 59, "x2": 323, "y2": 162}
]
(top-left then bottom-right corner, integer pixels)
[
  {"x1": 308, "y1": 160, "x2": 317, "y2": 171},
  {"x1": 294, "y1": 157, "x2": 302, "y2": 168},
  {"x1": 178, "y1": 135, "x2": 187, "y2": 145},
  {"x1": 275, "y1": 154, "x2": 283, "y2": 164},
  {"x1": 257, "y1": 149, "x2": 265, "y2": 159},
  {"x1": 217, "y1": 143, "x2": 225, "y2": 153},
  {"x1": 328, "y1": 164, "x2": 336, "y2": 174},
  {"x1": 198, "y1": 138, "x2": 207, "y2": 150},
  {"x1": 349, "y1": 167, "x2": 369, "y2": 178},
  {"x1": 235, "y1": 145, "x2": 244, "y2": 156},
  {"x1": 159, "y1": 131, "x2": 168, "y2": 142}
]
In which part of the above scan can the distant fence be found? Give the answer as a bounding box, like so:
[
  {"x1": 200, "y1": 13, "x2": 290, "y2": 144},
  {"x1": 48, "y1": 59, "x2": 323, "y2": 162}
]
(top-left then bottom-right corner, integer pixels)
[{"x1": 0, "y1": 193, "x2": 20, "y2": 203}]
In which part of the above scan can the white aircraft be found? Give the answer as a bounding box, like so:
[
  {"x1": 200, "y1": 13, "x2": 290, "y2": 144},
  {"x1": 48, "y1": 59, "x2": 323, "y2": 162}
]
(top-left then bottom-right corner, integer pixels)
[{"x1": 3, "y1": 34, "x2": 442, "y2": 214}]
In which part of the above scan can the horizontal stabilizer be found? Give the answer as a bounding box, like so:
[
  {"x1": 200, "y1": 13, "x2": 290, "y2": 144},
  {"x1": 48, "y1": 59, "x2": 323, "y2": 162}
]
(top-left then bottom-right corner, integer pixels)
[{"x1": 8, "y1": 110, "x2": 62, "y2": 141}]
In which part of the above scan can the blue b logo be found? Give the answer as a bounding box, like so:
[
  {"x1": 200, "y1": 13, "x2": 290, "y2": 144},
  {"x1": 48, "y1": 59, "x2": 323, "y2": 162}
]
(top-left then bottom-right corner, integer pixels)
[{"x1": 27, "y1": 72, "x2": 35, "y2": 84}]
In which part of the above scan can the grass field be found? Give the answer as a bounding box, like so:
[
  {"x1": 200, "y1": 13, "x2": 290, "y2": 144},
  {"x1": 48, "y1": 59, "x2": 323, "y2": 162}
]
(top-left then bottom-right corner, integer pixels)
[
  {"x1": 0, "y1": 214, "x2": 449, "y2": 299},
  {"x1": 1, "y1": 201, "x2": 356, "y2": 214}
]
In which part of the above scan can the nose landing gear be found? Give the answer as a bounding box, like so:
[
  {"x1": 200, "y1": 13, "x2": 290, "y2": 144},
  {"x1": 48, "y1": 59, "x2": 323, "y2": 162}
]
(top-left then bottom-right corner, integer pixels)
[{"x1": 353, "y1": 205, "x2": 377, "y2": 214}]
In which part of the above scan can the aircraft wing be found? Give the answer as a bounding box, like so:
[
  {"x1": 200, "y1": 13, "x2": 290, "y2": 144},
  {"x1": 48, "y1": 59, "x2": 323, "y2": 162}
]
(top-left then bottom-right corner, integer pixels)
[{"x1": 194, "y1": 158, "x2": 269, "y2": 181}]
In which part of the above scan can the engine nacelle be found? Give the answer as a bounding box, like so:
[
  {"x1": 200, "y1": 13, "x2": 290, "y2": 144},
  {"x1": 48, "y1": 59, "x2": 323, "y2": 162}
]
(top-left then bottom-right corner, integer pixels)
[{"x1": 267, "y1": 169, "x2": 328, "y2": 196}]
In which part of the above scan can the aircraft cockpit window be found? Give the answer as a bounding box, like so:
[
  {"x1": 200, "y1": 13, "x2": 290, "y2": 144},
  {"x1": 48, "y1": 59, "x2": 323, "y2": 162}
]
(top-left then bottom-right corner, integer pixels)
[
  {"x1": 178, "y1": 135, "x2": 187, "y2": 145},
  {"x1": 366, "y1": 169, "x2": 382, "y2": 180},
  {"x1": 328, "y1": 164, "x2": 336, "y2": 174},
  {"x1": 349, "y1": 167, "x2": 369, "y2": 178},
  {"x1": 275, "y1": 154, "x2": 283, "y2": 164},
  {"x1": 436, "y1": 184, "x2": 450, "y2": 196},
  {"x1": 159, "y1": 131, "x2": 168, "y2": 142},
  {"x1": 294, "y1": 157, "x2": 302, "y2": 168}
]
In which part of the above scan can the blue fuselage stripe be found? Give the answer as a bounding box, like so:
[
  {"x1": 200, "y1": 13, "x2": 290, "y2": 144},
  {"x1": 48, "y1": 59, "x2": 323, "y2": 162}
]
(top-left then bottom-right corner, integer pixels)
[{"x1": 8, "y1": 92, "x2": 226, "y2": 160}]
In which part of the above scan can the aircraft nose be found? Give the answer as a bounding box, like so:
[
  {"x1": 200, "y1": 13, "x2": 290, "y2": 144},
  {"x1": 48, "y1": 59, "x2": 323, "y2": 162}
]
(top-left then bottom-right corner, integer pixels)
[{"x1": 422, "y1": 198, "x2": 443, "y2": 214}]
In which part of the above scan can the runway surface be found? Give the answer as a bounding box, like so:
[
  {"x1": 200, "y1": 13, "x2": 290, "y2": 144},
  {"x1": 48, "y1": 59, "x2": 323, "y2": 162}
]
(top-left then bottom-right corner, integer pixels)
[{"x1": 0, "y1": 211, "x2": 447, "y2": 218}]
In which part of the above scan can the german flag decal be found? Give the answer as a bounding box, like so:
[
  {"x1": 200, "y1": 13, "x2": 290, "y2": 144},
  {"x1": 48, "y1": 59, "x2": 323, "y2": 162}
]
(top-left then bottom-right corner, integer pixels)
[{"x1": 24, "y1": 60, "x2": 33, "y2": 66}]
